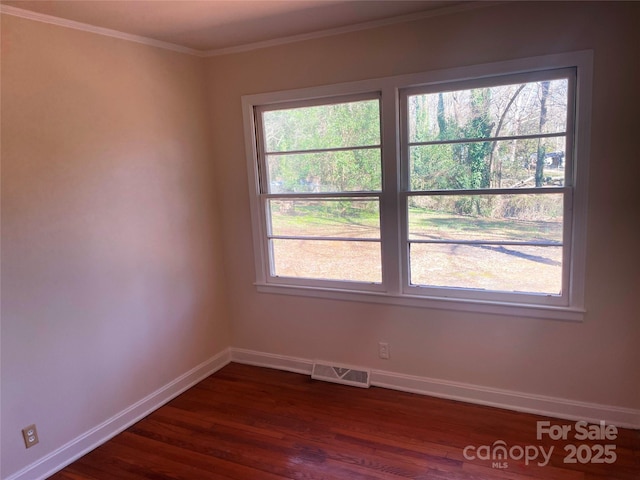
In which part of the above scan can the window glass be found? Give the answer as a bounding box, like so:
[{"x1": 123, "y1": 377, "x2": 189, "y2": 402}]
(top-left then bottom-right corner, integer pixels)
[
  {"x1": 409, "y1": 138, "x2": 567, "y2": 191},
  {"x1": 267, "y1": 149, "x2": 381, "y2": 193},
  {"x1": 409, "y1": 243, "x2": 562, "y2": 294},
  {"x1": 407, "y1": 194, "x2": 564, "y2": 294},
  {"x1": 408, "y1": 79, "x2": 568, "y2": 143},
  {"x1": 408, "y1": 79, "x2": 568, "y2": 191},
  {"x1": 269, "y1": 199, "x2": 380, "y2": 239},
  {"x1": 263, "y1": 100, "x2": 380, "y2": 152},
  {"x1": 407, "y1": 194, "x2": 563, "y2": 243},
  {"x1": 271, "y1": 240, "x2": 382, "y2": 283}
]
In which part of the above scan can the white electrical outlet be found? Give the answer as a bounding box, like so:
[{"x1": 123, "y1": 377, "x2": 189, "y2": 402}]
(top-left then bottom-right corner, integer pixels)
[
  {"x1": 378, "y1": 342, "x2": 390, "y2": 359},
  {"x1": 22, "y1": 424, "x2": 39, "y2": 448}
]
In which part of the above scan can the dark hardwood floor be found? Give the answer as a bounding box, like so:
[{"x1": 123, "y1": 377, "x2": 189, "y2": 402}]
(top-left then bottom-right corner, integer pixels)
[{"x1": 50, "y1": 363, "x2": 639, "y2": 479}]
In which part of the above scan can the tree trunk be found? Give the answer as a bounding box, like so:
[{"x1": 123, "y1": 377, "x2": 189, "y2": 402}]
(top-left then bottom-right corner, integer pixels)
[
  {"x1": 437, "y1": 93, "x2": 446, "y2": 139},
  {"x1": 535, "y1": 81, "x2": 550, "y2": 187}
]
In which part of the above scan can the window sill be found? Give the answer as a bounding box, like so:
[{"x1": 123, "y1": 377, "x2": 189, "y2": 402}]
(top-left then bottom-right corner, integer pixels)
[{"x1": 255, "y1": 282, "x2": 585, "y2": 322}]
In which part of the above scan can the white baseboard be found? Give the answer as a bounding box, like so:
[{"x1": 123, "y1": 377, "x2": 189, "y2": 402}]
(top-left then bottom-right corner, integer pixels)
[
  {"x1": 370, "y1": 370, "x2": 640, "y2": 429},
  {"x1": 9, "y1": 346, "x2": 638, "y2": 480},
  {"x1": 6, "y1": 349, "x2": 231, "y2": 480},
  {"x1": 230, "y1": 348, "x2": 640, "y2": 429},
  {"x1": 231, "y1": 347, "x2": 314, "y2": 375}
]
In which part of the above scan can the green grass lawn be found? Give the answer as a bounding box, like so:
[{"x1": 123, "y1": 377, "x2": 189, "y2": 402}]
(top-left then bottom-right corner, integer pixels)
[
  {"x1": 269, "y1": 204, "x2": 563, "y2": 293},
  {"x1": 271, "y1": 203, "x2": 562, "y2": 243}
]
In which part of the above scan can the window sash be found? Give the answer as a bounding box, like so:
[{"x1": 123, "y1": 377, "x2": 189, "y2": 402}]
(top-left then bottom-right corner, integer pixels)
[
  {"x1": 254, "y1": 92, "x2": 385, "y2": 288},
  {"x1": 262, "y1": 193, "x2": 385, "y2": 290},
  {"x1": 398, "y1": 190, "x2": 574, "y2": 306},
  {"x1": 255, "y1": 92, "x2": 383, "y2": 196},
  {"x1": 399, "y1": 70, "x2": 576, "y2": 306}
]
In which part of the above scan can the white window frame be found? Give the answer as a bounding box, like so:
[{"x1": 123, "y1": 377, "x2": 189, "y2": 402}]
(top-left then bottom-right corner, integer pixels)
[{"x1": 242, "y1": 51, "x2": 592, "y2": 321}]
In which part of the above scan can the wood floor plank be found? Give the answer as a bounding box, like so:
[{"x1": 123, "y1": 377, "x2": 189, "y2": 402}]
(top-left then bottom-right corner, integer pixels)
[{"x1": 48, "y1": 363, "x2": 640, "y2": 480}]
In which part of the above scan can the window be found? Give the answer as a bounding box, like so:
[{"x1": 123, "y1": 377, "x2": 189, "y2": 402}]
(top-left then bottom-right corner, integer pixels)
[
  {"x1": 242, "y1": 52, "x2": 592, "y2": 321},
  {"x1": 254, "y1": 95, "x2": 384, "y2": 288}
]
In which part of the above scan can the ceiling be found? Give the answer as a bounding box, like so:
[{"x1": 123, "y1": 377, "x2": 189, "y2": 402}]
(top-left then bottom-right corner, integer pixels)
[{"x1": 1, "y1": 0, "x2": 466, "y2": 53}]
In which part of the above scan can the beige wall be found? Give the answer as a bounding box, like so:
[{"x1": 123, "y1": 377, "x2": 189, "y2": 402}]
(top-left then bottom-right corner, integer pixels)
[
  {"x1": 2, "y1": 2, "x2": 639, "y2": 478},
  {"x1": 1, "y1": 15, "x2": 230, "y2": 477},
  {"x1": 206, "y1": 1, "x2": 639, "y2": 409}
]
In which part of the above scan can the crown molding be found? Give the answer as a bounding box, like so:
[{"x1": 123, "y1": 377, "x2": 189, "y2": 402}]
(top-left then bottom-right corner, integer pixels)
[
  {"x1": 1, "y1": 2, "x2": 500, "y2": 59},
  {"x1": 0, "y1": 4, "x2": 207, "y2": 57},
  {"x1": 204, "y1": 1, "x2": 500, "y2": 57}
]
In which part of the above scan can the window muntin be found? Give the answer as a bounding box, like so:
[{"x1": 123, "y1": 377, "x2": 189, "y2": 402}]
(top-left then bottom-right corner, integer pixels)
[
  {"x1": 255, "y1": 96, "x2": 383, "y2": 286},
  {"x1": 243, "y1": 53, "x2": 590, "y2": 320}
]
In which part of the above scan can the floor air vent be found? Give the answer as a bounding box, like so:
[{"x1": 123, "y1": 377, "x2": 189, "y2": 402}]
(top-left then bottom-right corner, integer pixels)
[{"x1": 311, "y1": 362, "x2": 370, "y2": 388}]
